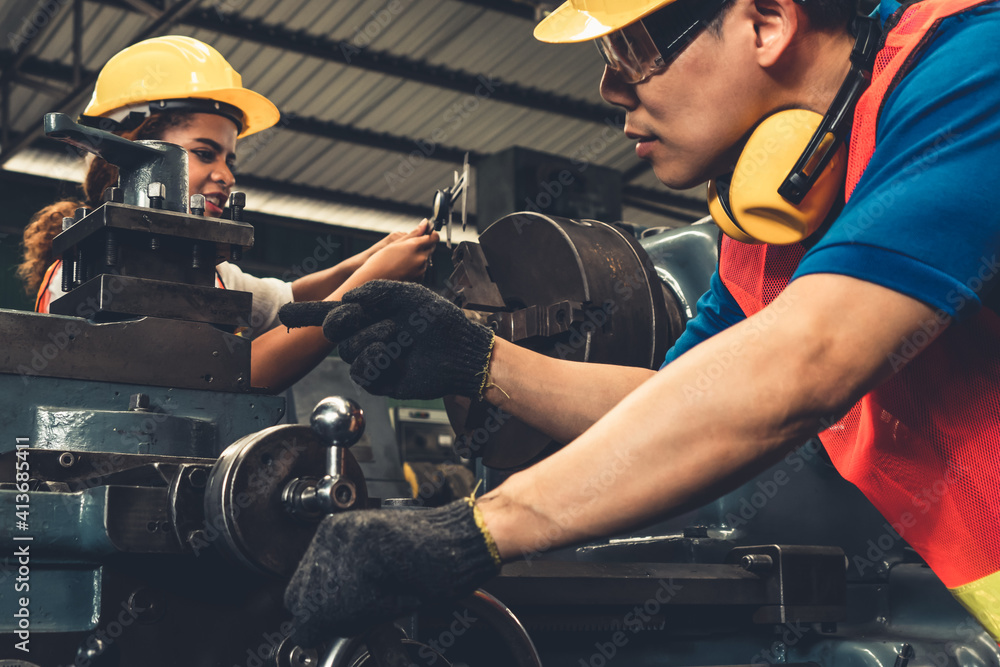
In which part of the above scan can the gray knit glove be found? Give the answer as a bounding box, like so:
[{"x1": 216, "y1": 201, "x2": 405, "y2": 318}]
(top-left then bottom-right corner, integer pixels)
[
  {"x1": 284, "y1": 500, "x2": 502, "y2": 645},
  {"x1": 279, "y1": 280, "x2": 494, "y2": 400}
]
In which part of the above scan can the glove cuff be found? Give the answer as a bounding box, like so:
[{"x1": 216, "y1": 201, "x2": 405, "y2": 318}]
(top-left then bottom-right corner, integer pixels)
[
  {"x1": 413, "y1": 498, "x2": 502, "y2": 599},
  {"x1": 449, "y1": 323, "x2": 496, "y2": 399}
]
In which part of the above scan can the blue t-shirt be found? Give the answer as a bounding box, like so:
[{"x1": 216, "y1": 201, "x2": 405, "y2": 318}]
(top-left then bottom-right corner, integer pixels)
[{"x1": 663, "y1": 0, "x2": 1000, "y2": 368}]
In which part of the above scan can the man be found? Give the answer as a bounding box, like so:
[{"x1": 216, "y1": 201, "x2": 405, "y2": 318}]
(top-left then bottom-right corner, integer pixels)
[{"x1": 280, "y1": 0, "x2": 1000, "y2": 644}]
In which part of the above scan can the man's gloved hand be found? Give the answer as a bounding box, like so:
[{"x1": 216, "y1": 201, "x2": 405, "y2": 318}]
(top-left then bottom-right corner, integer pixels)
[
  {"x1": 279, "y1": 280, "x2": 495, "y2": 399},
  {"x1": 284, "y1": 499, "x2": 502, "y2": 646}
]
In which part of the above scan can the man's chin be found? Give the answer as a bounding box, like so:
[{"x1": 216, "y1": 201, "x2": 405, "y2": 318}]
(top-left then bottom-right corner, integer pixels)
[{"x1": 651, "y1": 167, "x2": 707, "y2": 192}]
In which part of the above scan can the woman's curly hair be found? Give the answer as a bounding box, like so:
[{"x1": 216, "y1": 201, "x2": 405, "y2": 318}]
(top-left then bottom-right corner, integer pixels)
[{"x1": 17, "y1": 111, "x2": 190, "y2": 296}]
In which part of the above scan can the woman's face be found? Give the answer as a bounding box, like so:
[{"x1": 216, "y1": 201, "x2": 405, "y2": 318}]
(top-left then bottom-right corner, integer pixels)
[{"x1": 159, "y1": 113, "x2": 238, "y2": 217}]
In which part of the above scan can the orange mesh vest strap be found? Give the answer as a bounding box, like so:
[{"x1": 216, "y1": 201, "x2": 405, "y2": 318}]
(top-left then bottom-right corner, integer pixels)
[
  {"x1": 847, "y1": 0, "x2": 999, "y2": 198},
  {"x1": 719, "y1": 0, "x2": 1000, "y2": 637},
  {"x1": 35, "y1": 260, "x2": 61, "y2": 313}
]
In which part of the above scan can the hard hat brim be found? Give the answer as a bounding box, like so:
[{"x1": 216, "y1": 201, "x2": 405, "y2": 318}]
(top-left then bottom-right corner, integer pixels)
[
  {"x1": 202, "y1": 88, "x2": 281, "y2": 139},
  {"x1": 84, "y1": 88, "x2": 280, "y2": 139},
  {"x1": 534, "y1": 1, "x2": 677, "y2": 43}
]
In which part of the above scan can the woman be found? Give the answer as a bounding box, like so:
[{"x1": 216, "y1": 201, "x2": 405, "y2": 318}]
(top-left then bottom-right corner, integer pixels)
[{"x1": 18, "y1": 35, "x2": 439, "y2": 392}]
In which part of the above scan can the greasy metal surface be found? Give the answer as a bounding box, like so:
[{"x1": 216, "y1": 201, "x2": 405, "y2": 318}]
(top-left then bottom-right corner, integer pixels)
[
  {"x1": 204, "y1": 423, "x2": 369, "y2": 577},
  {"x1": 34, "y1": 407, "x2": 217, "y2": 456},
  {"x1": 0, "y1": 310, "x2": 252, "y2": 392},
  {"x1": 49, "y1": 274, "x2": 254, "y2": 328},
  {"x1": 51, "y1": 202, "x2": 254, "y2": 255},
  {"x1": 449, "y1": 242, "x2": 507, "y2": 311},
  {"x1": 1, "y1": 449, "x2": 215, "y2": 486},
  {"x1": 0, "y1": 559, "x2": 295, "y2": 665},
  {"x1": 640, "y1": 219, "x2": 720, "y2": 319},
  {"x1": 445, "y1": 212, "x2": 684, "y2": 469},
  {"x1": 487, "y1": 300, "x2": 587, "y2": 342},
  {"x1": 485, "y1": 554, "x2": 842, "y2": 615},
  {"x1": 105, "y1": 486, "x2": 184, "y2": 553},
  {"x1": 51, "y1": 202, "x2": 253, "y2": 293},
  {"x1": 0, "y1": 375, "x2": 284, "y2": 456}
]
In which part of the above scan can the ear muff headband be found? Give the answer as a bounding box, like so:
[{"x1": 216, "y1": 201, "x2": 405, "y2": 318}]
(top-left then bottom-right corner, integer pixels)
[{"x1": 709, "y1": 13, "x2": 882, "y2": 245}]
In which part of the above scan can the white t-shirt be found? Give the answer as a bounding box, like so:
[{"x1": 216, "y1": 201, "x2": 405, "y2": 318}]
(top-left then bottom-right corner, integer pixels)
[
  {"x1": 41, "y1": 260, "x2": 293, "y2": 338},
  {"x1": 215, "y1": 261, "x2": 294, "y2": 336}
]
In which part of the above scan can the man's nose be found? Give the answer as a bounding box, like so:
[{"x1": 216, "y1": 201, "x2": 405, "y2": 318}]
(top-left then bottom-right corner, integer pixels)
[{"x1": 600, "y1": 65, "x2": 639, "y2": 110}]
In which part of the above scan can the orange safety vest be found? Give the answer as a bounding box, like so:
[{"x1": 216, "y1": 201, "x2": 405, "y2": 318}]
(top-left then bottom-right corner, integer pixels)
[
  {"x1": 720, "y1": 0, "x2": 1000, "y2": 638},
  {"x1": 35, "y1": 259, "x2": 227, "y2": 314}
]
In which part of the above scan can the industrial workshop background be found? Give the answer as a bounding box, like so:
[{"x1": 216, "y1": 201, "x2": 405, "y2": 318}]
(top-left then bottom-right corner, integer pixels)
[{"x1": 0, "y1": 0, "x2": 709, "y2": 310}]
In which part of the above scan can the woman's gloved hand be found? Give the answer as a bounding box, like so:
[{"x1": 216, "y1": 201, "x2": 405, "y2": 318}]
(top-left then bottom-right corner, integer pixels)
[
  {"x1": 278, "y1": 280, "x2": 495, "y2": 399},
  {"x1": 284, "y1": 499, "x2": 502, "y2": 646}
]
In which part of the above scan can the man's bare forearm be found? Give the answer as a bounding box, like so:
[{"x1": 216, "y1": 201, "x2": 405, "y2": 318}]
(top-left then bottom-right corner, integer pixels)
[
  {"x1": 482, "y1": 338, "x2": 656, "y2": 443},
  {"x1": 478, "y1": 274, "x2": 944, "y2": 559}
]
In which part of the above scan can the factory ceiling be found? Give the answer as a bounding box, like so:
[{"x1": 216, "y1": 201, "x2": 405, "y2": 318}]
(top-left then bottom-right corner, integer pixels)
[{"x1": 0, "y1": 0, "x2": 709, "y2": 236}]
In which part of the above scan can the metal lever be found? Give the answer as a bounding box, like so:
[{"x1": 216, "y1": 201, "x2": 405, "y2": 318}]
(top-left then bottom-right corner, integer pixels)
[
  {"x1": 43, "y1": 112, "x2": 190, "y2": 214},
  {"x1": 283, "y1": 397, "x2": 365, "y2": 518}
]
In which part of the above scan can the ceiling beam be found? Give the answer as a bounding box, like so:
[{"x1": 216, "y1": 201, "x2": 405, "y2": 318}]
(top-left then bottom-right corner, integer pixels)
[
  {"x1": 88, "y1": 0, "x2": 622, "y2": 127},
  {"x1": 4, "y1": 55, "x2": 705, "y2": 218},
  {"x1": 0, "y1": 0, "x2": 205, "y2": 166},
  {"x1": 229, "y1": 174, "x2": 478, "y2": 226}
]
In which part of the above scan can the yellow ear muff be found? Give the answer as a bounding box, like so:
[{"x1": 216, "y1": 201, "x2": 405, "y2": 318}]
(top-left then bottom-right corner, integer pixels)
[{"x1": 708, "y1": 109, "x2": 847, "y2": 245}]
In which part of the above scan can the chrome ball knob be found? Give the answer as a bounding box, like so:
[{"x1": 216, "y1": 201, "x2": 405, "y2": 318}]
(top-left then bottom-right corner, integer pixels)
[{"x1": 309, "y1": 397, "x2": 364, "y2": 449}]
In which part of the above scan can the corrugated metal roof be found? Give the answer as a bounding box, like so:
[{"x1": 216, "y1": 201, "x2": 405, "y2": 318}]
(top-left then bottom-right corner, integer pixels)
[{"x1": 1, "y1": 0, "x2": 708, "y2": 234}]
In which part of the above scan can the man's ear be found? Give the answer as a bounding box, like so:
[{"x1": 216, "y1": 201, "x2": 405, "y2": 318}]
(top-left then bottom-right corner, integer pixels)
[{"x1": 748, "y1": 0, "x2": 801, "y2": 67}]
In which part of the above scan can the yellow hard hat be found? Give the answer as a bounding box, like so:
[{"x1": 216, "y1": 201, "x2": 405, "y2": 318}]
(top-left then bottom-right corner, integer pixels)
[
  {"x1": 82, "y1": 35, "x2": 280, "y2": 138},
  {"x1": 534, "y1": 0, "x2": 675, "y2": 43}
]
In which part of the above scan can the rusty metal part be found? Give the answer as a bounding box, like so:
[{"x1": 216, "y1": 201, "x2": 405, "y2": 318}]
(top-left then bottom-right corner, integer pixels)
[
  {"x1": 445, "y1": 212, "x2": 686, "y2": 469},
  {"x1": 203, "y1": 423, "x2": 369, "y2": 577}
]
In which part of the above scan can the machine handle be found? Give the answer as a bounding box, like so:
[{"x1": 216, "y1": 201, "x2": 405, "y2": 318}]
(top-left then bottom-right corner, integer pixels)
[{"x1": 44, "y1": 112, "x2": 164, "y2": 168}]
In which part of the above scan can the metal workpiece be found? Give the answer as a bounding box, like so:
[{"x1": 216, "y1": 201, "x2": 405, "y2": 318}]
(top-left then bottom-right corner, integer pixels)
[
  {"x1": 45, "y1": 112, "x2": 189, "y2": 213},
  {"x1": 0, "y1": 310, "x2": 252, "y2": 392},
  {"x1": 49, "y1": 201, "x2": 253, "y2": 284},
  {"x1": 486, "y1": 546, "x2": 845, "y2": 620},
  {"x1": 204, "y1": 414, "x2": 369, "y2": 577},
  {"x1": 639, "y1": 218, "x2": 721, "y2": 319},
  {"x1": 448, "y1": 242, "x2": 507, "y2": 311},
  {"x1": 444, "y1": 212, "x2": 686, "y2": 469},
  {"x1": 639, "y1": 218, "x2": 722, "y2": 319},
  {"x1": 48, "y1": 274, "x2": 253, "y2": 328},
  {"x1": 725, "y1": 545, "x2": 847, "y2": 623},
  {"x1": 0, "y1": 375, "x2": 284, "y2": 457}
]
